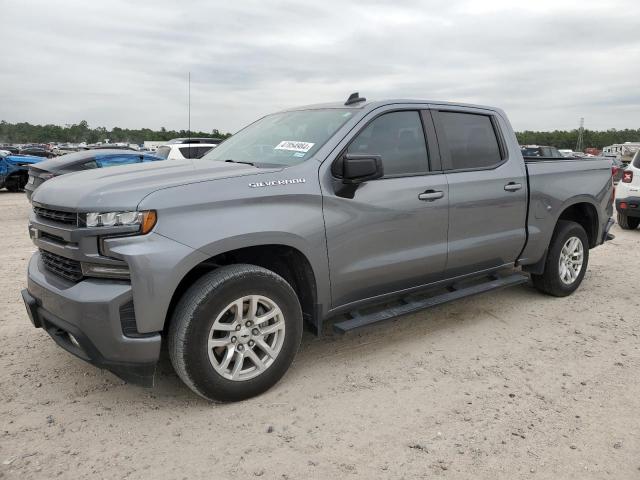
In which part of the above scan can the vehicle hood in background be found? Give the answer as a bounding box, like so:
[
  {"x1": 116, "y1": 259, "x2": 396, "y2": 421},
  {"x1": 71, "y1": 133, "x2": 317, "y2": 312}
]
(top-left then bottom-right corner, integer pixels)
[
  {"x1": 31, "y1": 159, "x2": 278, "y2": 210},
  {"x1": 4, "y1": 155, "x2": 44, "y2": 166}
]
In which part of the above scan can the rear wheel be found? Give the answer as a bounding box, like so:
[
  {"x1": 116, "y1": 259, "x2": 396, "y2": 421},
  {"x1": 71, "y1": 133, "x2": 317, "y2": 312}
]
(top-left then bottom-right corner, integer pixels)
[
  {"x1": 617, "y1": 212, "x2": 640, "y2": 230},
  {"x1": 531, "y1": 220, "x2": 589, "y2": 297},
  {"x1": 168, "y1": 264, "x2": 303, "y2": 402},
  {"x1": 5, "y1": 176, "x2": 21, "y2": 192}
]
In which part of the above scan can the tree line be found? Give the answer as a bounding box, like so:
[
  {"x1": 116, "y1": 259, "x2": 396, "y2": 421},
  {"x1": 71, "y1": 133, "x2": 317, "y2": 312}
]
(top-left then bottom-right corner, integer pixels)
[
  {"x1": 1, "y1": 120, "x2": 639, "y2": 150},
  {"x1": 516, "y1": 129, "x2": 640, "y2": 150},
  {"x1": 0, "y1": 120, "x2": 232, "y2": 145}
]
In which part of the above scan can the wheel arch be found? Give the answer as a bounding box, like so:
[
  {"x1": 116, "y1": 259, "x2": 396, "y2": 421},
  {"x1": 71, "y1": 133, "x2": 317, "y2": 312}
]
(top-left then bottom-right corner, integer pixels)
[
  {"x1": 523, "y1": 199, "x2": 600, "y2": 275},
  {"x1": 165, "y1": 243, "x2": 321, "y2": 335},
  {"x1": 556, "y1": 200, "x2": 599, "y2": 248}
]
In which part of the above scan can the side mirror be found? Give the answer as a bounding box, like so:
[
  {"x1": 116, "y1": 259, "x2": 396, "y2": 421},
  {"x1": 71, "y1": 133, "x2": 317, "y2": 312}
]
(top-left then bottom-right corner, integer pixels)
[
  {"x1": 333, "y1": 154, "x2": 384, "y2": 184},
  {"x1": 332, "y1": 154, "x2": 384, "y2": 198}
]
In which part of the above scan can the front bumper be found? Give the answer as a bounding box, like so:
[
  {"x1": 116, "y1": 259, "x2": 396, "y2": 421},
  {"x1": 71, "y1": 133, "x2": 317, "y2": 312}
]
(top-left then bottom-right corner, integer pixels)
[
  {"x1": 23, "y1": 252, "x2": 161, "y2": 386},
  {"x1": 616, "y1": 196, "x2": 640, "y2": 218}
]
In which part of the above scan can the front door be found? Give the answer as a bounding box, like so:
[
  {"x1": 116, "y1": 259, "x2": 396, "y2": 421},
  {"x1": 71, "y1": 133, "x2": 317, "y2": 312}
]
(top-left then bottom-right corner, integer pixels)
[{"x1": 322, "y1": 108, "x2": 449, "y2": 308}]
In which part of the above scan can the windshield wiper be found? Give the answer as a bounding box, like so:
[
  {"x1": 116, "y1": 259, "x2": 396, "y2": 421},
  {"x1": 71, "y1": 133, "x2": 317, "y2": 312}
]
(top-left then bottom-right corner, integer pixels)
[{"x1": 224, "y1": 159, "x2": 255, "y2": 166}]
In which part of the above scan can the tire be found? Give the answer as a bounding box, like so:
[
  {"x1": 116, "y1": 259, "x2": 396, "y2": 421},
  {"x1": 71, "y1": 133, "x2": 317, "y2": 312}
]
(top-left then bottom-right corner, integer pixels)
[
  {"x1": 617, "y1": 212, "x2": 640, "y2": 230},
  {"x1": 5, "y1": 177, "x2": 21, "y2": 192},
  {"x1": 531, "y1": 220, "x2": 589, "y2": 297},
  {"x1": 168, "y1": 264, "x2": 303, "y2": 402}
]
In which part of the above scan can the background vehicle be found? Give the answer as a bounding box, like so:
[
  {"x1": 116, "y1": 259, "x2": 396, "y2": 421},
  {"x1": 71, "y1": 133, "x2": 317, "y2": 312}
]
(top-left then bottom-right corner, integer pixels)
[
  {"x1": 611, "y1": 157, "x2": 625, "y2": 183},
  {"x1": 155, "y1": 138, "x2": 222, "y2": 160},
  {"x1": 602, "y1": 142, "x2": 640, "y2": 164},
  {"x1": 615, "y1": 151, "x2": 640, "y2": 229},
  {"x1": 23, "y1": 96, "x2": 614, "y2": 402},
  {"x1": 0, "y1": 145, "x2": 20, "y2": 155},
  {"x1": 559, "y1": 149, "x2": 584, "y2": 158},
  {"x1": 0, "y1": 152, "x2": 43, "y2": 191},
  {"x1": 521, "y1": 145, "x2": 564, "y2": 158},
  {"x1": 19, "y1": 146, "x2": 55, "y2": 158},
  {"x1": 25, "y1": 149, "x2": 163, "y2": 200}
]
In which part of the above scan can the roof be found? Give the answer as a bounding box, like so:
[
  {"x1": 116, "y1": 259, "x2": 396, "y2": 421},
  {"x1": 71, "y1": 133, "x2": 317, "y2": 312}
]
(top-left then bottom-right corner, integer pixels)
[{"x1": 276, "y1": 98, "x2": 501, "y2": 115}]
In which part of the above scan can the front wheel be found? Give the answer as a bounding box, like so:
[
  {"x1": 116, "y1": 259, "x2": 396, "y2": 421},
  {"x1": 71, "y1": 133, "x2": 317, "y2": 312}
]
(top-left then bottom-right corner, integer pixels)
[
  {"x1": 617, "y1": 212, "x2": 640, "y2": 230},
  {"x1": 531, "y1": 220, "x2": 589, "y2": 297},
  {"x1": 168, "y1": 264, "x2": 303, "y2": 402}
]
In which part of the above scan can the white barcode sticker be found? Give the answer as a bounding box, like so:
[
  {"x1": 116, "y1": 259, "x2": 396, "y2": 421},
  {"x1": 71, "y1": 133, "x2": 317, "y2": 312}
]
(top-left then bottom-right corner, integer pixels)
[{"x1": 274, "y1": 141, "x2": 315, "y2": 153}]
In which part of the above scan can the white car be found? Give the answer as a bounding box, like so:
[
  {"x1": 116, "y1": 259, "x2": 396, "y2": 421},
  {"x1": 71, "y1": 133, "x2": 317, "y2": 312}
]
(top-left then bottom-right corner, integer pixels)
[
  {"x1": 615, "y1": 151, "x2": 640, "y2": 230},
  {"x1": 155, "y1": 138, "x2": 221, "y2": 160}
]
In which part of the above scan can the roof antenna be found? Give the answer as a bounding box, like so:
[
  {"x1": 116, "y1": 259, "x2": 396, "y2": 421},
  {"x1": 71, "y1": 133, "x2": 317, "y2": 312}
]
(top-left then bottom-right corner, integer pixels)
[
  {"x1": 345, "y1": 92, "x2": 366, "y2": 106},
  {"x1": 188, "y1": 72, "x2": 191, "y2": 157}
]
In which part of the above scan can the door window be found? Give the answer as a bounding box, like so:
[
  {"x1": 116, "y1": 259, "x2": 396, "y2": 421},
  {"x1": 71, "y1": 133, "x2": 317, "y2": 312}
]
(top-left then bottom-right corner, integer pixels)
[
  {"x1": 95, "y1": 155, "x2": 142, "y2": 168},
  {"x1": 438, "y1": 112, "x2": 502, "y2": 170},
  {"x1": 347, "y1": 111, "x2": 429, "y2": 176}
]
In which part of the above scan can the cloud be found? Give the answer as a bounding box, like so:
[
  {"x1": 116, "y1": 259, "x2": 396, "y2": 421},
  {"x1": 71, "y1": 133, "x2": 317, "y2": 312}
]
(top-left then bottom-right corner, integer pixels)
[{"x1": 0, "y1": 0, "x2": 638, "y2": 132}]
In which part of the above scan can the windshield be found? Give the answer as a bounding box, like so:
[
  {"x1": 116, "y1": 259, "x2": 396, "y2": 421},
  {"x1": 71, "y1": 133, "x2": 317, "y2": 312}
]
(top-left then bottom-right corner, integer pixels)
[
  {"x1": 521, "y1": 147, "x2": 540, "y2": 157},
  {"x1": 202, "y1": 109, "x2": 355, "y2": 166}
]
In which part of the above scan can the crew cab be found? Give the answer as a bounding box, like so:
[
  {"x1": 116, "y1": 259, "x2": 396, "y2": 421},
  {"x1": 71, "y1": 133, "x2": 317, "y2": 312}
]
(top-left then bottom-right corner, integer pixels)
[{"x1": 22, "y1": 94, "x2": 614, "y2": 402}]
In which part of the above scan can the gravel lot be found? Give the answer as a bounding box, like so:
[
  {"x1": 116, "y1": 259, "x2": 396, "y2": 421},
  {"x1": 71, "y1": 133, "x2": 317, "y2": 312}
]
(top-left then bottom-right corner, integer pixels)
[{"x1": 1, "y1": 191, "x2": 639, "y2": 479}]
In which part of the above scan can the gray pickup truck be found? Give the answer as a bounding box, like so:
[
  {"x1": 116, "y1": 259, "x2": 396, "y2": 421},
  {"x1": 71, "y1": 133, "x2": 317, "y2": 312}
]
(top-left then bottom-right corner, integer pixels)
[{"x1": 22, "y1": 94, "x2": 614, "y2": 402}]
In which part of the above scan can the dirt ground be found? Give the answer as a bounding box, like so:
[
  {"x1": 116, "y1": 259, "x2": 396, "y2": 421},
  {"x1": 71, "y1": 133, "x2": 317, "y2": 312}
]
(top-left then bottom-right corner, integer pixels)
[{"x1": 1, "y1": 191, "x2": 639, "y2": 480}]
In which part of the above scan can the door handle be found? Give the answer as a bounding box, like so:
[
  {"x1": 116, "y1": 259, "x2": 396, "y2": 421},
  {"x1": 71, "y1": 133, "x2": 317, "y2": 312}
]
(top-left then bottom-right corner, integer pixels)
[
  {"x1": 418, "y1": 190, "x2": 444, "y2": 201},
  {"x1": 504, "y1": 182, "x2": 522, "y2": 192}
]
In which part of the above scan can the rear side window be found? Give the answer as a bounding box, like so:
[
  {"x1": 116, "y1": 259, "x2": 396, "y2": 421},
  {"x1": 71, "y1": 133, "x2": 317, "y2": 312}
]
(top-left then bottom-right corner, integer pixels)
[
  {"x1": 81, "y1": 160, "x2": 98, "y2": 169},
  {"x1": 347, "y1": 111, "x2": 429, "y2": 176},
  {"x1": 96, "y1": 155, "x2": 142, "y2": 168},
  {"x1": 155, "y1": 146, "x2": 171, "y2": 159},
  {"x1": 179, "y1": 146, "x2": 214, "y2": 159},
  {"x1": 633, "y1": 151, "x2": 640, "y2": 168},
  {"x1": 438, "y1": 112, "x2": 502, "y2": 170}
]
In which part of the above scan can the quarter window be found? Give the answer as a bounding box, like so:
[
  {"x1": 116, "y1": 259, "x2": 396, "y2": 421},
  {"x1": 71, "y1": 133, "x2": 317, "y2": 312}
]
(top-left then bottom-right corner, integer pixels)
[
  {"x1": 347, "y1": 111, "x2": 429, "y2": 176},
  {"x1": 438, "y1": 112, "x2": 502, "y2": 170},
  {"x1": 179, "y1": 146, "x2": 214, "y2": 159}
]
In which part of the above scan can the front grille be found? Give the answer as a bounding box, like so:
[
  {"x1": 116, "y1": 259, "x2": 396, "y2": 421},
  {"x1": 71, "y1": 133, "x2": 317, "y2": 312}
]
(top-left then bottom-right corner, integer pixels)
[
  {"x1": 40, "y1": 249, "x2": 83, "y2": 282},
  {"x1": 34, "y1": 207, "x2": 77, "y2": 226}
]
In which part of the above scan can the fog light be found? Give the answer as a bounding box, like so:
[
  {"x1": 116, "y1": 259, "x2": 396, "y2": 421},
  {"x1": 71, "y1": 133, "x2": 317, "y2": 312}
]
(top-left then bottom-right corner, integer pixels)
[
  {"x1": 81, "y1": 262, "x2": 130, "y2": 279},
  {"x1": 619, "y1": 202, "x2": 628, "y2": 209}
]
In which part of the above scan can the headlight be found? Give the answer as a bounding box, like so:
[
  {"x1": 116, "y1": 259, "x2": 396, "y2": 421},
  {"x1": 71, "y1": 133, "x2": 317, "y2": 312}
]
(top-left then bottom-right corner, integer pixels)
[{"x1": 83, "y1": 210, "x2": 157, "y2": 234}]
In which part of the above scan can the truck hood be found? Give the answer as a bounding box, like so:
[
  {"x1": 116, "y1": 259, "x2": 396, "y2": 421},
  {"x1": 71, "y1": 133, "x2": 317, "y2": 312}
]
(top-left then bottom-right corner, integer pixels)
[{"x1": 31, "y1": 159, "x2": 276, "y2": 210}]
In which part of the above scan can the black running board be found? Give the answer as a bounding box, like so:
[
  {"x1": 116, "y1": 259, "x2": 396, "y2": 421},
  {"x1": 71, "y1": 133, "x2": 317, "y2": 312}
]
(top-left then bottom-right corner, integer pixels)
[{"x1": 333, "y1": 273, "x2": 529, "y2": 334}]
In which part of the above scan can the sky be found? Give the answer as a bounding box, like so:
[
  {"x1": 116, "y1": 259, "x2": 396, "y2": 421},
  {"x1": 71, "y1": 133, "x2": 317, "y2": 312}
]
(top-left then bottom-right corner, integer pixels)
[{"x1": 1, "y1": 0, "x2": 639, "y2": 133}]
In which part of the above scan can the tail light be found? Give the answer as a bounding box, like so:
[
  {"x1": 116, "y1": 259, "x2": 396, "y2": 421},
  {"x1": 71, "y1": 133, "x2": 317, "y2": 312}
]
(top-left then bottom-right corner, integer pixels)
[
  {"x1": 612, "y1": 166, "x2": 619, "y2": 177},
  {"x1": 622, "y1": 170, "x2": 633, "y2": 183}
]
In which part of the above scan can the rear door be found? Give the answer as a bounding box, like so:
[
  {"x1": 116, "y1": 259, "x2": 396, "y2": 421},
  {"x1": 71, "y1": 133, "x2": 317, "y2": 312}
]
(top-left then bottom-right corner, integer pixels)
[
  {"x1": 432, "y1": 107, "x2": 527, "y2": 276},
  {"x1": 322, "y1": 107, "x2": 449, "y2": 308}
]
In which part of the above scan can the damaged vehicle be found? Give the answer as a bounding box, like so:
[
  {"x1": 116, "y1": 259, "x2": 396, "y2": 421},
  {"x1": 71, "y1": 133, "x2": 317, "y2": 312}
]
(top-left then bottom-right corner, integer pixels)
[
  {"x1": 0, "y1": 151, "x2": 43, "y2": 192},
  {"x1": 25, "y1": 149, "x2": 164, "y2": 201}
]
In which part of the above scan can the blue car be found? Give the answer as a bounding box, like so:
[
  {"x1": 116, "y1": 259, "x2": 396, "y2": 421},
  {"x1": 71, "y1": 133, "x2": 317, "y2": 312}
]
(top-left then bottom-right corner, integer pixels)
[
  {"x1": 0, "y1": 152, "x2": 44, "y2": 192},
  {"x1": 25, "y1": 149, "x2": 163, "y2": 200}
]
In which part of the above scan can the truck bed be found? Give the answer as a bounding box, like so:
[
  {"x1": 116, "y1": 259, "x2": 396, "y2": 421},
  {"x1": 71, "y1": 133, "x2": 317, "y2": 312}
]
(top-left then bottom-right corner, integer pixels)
[{"x1": 518, "y1": 156, "x2": 613, "y2": 266}]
